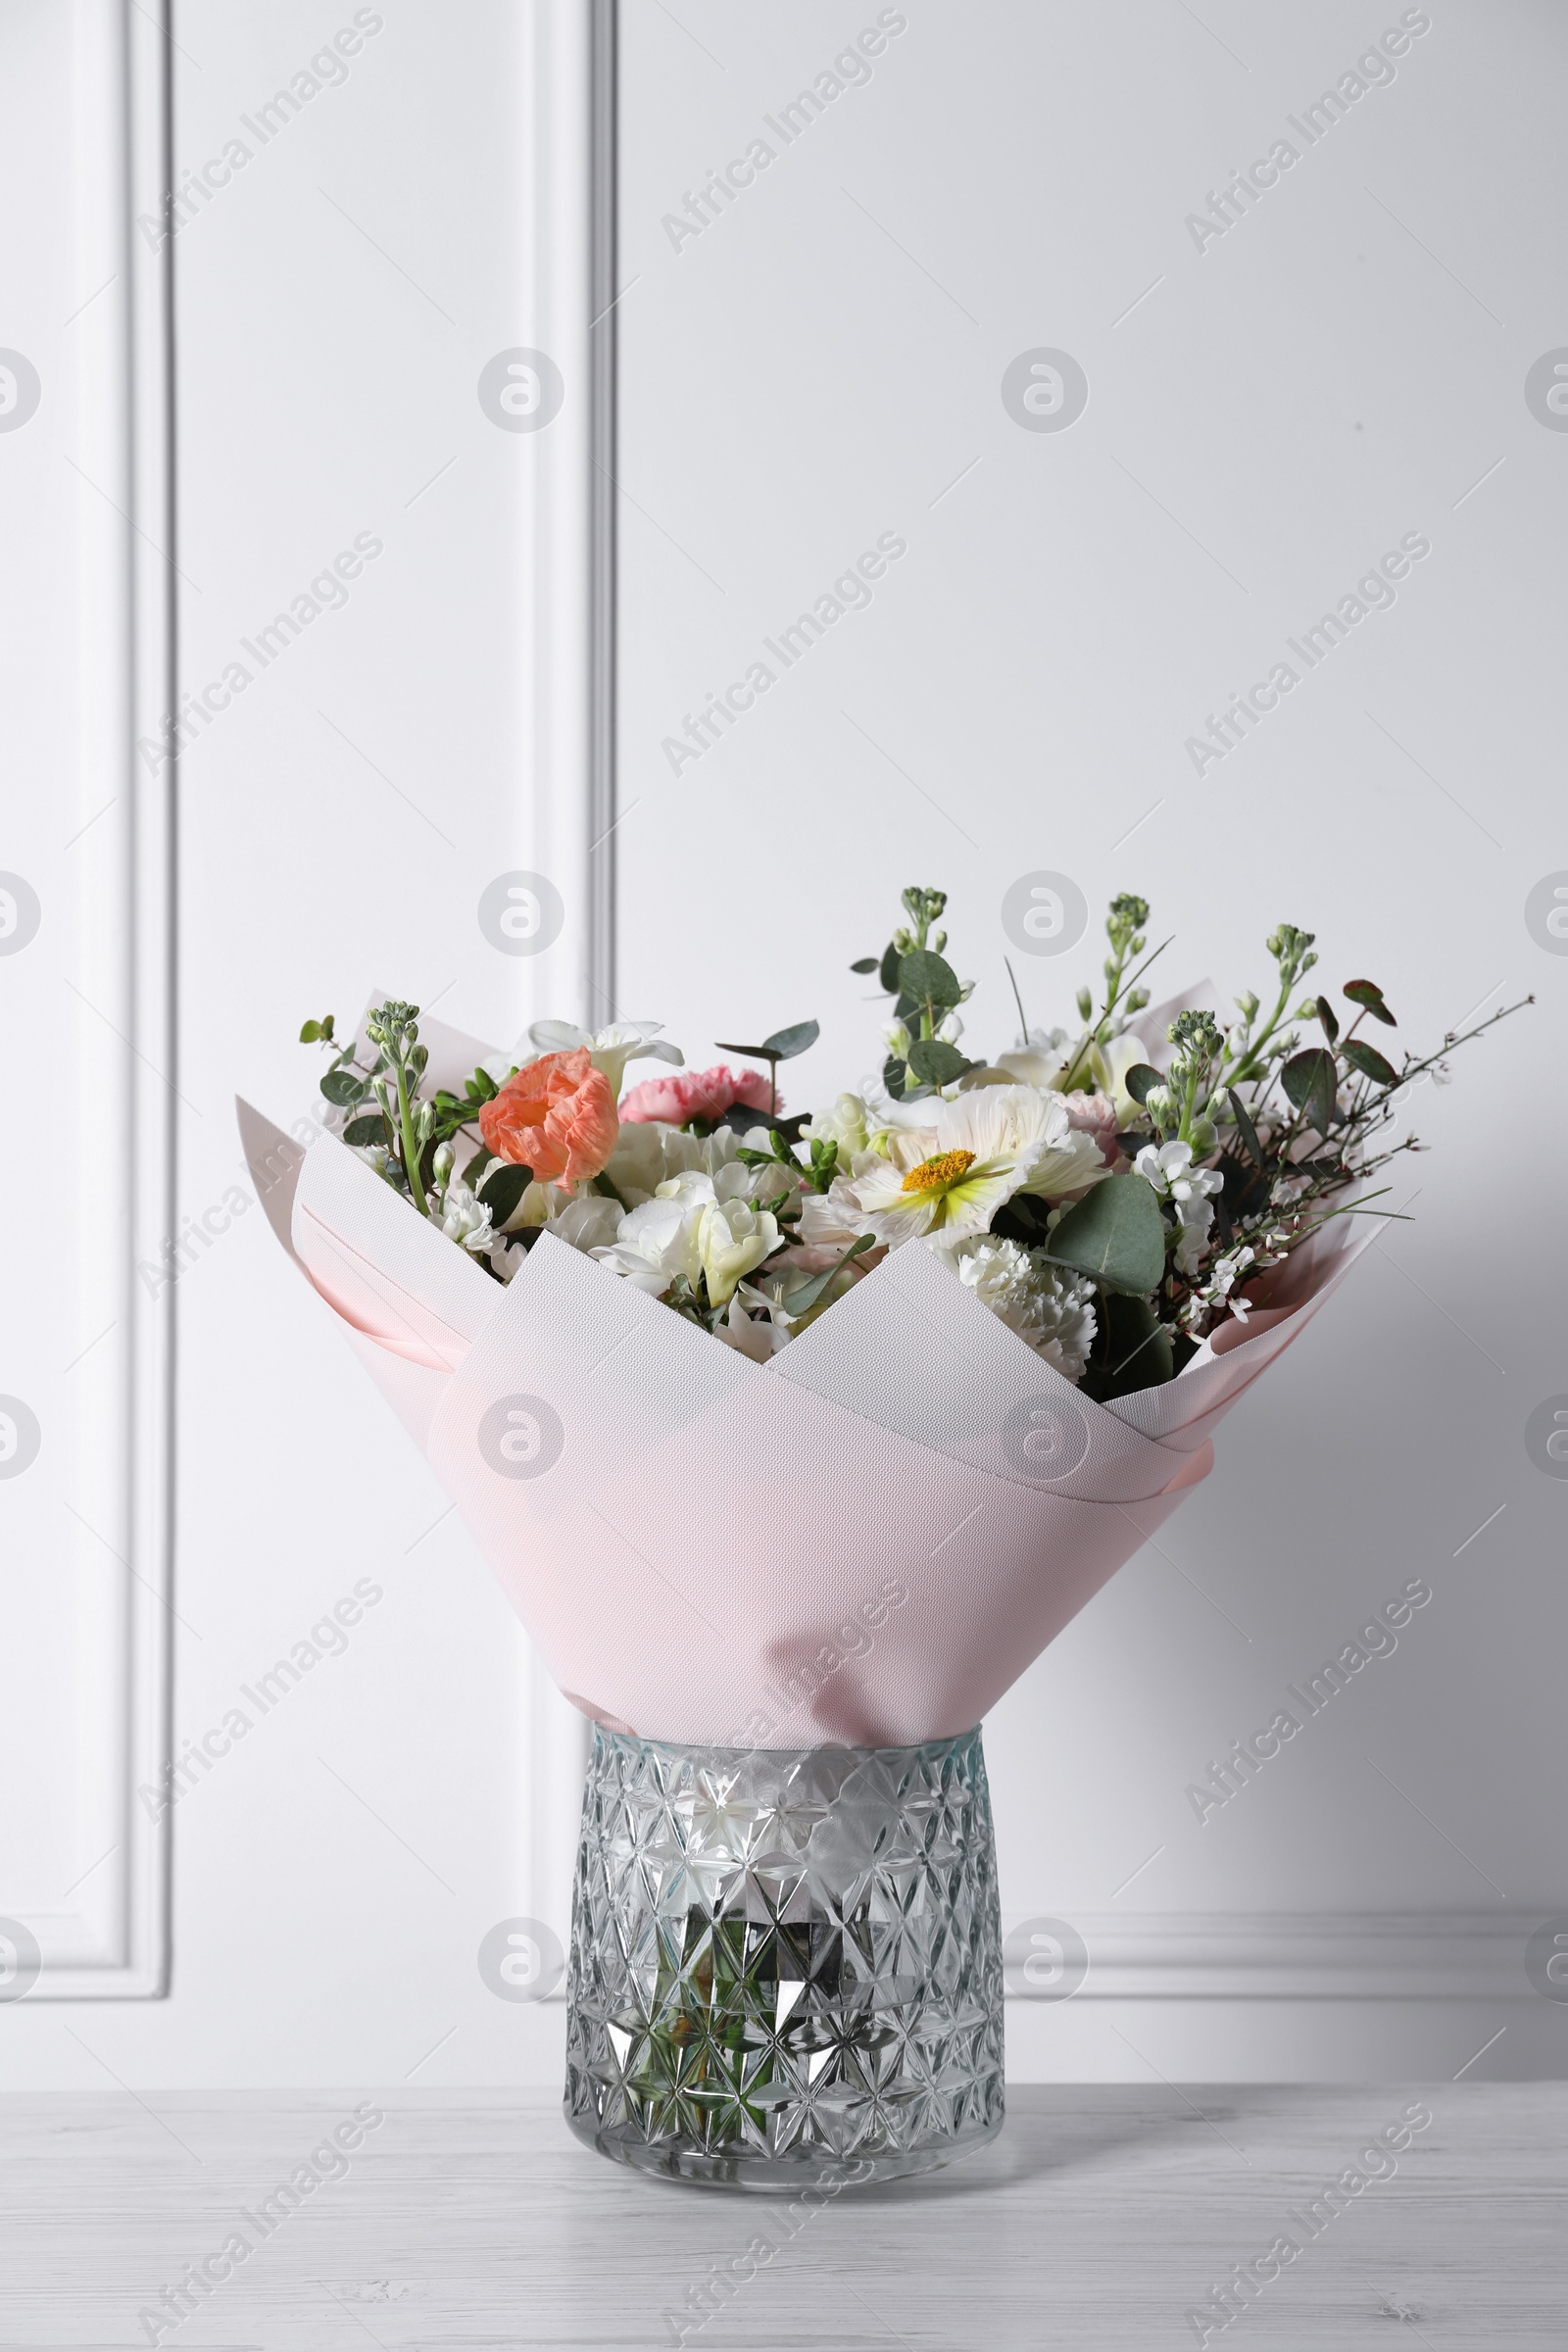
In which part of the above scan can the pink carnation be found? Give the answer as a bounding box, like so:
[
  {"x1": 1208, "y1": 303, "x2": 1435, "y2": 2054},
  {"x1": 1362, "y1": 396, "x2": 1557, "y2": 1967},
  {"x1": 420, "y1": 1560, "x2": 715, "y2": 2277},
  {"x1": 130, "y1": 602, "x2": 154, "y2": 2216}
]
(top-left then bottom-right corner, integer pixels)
[
  {"x1": 1064, "y1": 1089, "x2": 1124, "y2": 1170},
  {"x1": 618, "y1": 1063, "x2": 778, "y2": 1127}
]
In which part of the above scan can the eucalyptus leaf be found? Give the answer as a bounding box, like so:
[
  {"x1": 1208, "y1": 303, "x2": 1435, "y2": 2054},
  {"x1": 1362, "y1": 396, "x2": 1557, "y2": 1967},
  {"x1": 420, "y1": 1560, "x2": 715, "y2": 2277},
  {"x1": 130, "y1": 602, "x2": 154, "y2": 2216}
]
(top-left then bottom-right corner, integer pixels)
[
  {"x1": 713, "y1": 1039, "x2": 772, "y2": 1059},
  {"x1": 877, "y1": 942, "x2": 902, "y2": 994},
  {"x1": 906, "y1": 1037, "x2": 970, "y2": 1086},
  {"x1": 1280, "y1": 1046, "x2": 1337, "y2": 1135},
  {"x1": 778, "y1": 1233, "x2": 874, "y2": 1318},
  {"x1": 341, "y1": 1114, "x2": 387, "y2": 1149},
  {"x1": 463, "y1": 1146, "x2": 496, "y2": 1189},
  {"x1": 761, "y1": 1019, "x2": 819, "y2": 1060},
  {"x1": 1315, "y1": 994, "x2": 1340, "y2": 1045},
  {"x1": 898, "y1": 948, "x2": 962, "y2": 1009},
  {"x1": 1080, "y1": 1293, "x2": 1175, "y2": 1401},
  {"x1": 1341, "y1": 1038, "x2": 1398, "y2": 1087},
  {"x1": 882, "y1": 1054, "x2": 909, "y2": 1102},
  {"x1": 1344, "y1": 978, "x2": 1396, "y2": 1026},
  {"x1": 1125, "y1": 1062, "x2": 1163, "y2": 1107},
  {"x1": 1044, "y1": 1173, "x2": 1166, "y2": 1296},
  {"x1": 320, "y1": 1067, "x2": 368, "y2": 1106},
  {"x1": 849, "y1": 957, "x2": 879, "y2": 975},
  {"x1": 478, "y1": 1161, "x2": 532, "y2": 1223}
]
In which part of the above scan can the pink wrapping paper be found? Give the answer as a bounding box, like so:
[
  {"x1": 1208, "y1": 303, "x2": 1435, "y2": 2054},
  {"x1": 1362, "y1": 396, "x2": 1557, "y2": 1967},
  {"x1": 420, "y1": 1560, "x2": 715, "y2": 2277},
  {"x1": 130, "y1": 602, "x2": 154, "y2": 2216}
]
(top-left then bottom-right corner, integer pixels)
[{"x1": 238, "y1": 1012, "x2": 1369, "y2": 1748}]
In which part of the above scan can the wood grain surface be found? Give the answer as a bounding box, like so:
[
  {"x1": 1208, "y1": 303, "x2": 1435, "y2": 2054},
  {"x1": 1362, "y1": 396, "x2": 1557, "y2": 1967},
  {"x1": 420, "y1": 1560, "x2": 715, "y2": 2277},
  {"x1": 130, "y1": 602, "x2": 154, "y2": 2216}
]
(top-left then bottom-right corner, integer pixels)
[{"x1": 0, "y1": 2085, "x2": 1561, "y2": 2348}]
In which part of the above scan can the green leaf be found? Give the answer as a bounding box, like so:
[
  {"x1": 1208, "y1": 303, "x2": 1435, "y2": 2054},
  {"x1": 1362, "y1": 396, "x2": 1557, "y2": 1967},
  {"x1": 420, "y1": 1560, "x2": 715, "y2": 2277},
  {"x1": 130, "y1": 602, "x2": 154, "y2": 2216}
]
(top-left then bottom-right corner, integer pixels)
[
  {"x1": 342, "y1": 1113, "x2": 387, "y2": 1149},
  {"x1": 850, "y1": 956, "x2": 879, "y2": 975},
  {"x1": 478, "y1": 1161, "x2": 531, "y2": 1223},
  {"x1": 1341, "y1": 1038, "x2": 1398, "y2": 1087},
  {"x1": 320, "y1": 1067, "x2": 368, "y2": 1106},
  {"x1": 877, "y1": 942, "x2": 902, "y2": 994},
  {"x1": 906, "y1": 1037, "x2": 970, "y2": 1086},
  {"x1": 1044, "y1": 1173, "x2": 1166, "y2": 1296},
  {"x1": 1124, "y1": 1062, "x2": 1163, "y2": 1107},
  {"x1": 882, "y1": 1054, "x2": 909, "y2": 1102},
  {"x1": 1315, "y1": 994, "x2": 1340, "y2": 1045},
  {"x1": 463, "y1": 1146, "x2": 496, "y2": 1189},
  {"x1": 898, "y1": 948, "x2": 962, "y2": 1009},
  {"x1": 1079, "y1": 1293, "x2": 1175, "y2": 1401},
  {"x1": 712, "y1": 1039, "x2": 775, "y2": 1060},
  {"x1": 298, "y1": 1015, "x2": 335, "y2": 1045},
  {"x1": 778, "y1": 1233, "x2": 875, "y2": 1318},
  {"x1": 1344, "y1": 979, "x2": 1396, "y2": 1026},
  {"x1": 1225, "y1": 1088, "x2": 1263, "y2": 1168},
  {"x1": 761, "y1": 1019, "x2": 819, "y2": 1061},
  {"x1": 1280, "y1": 1046, "x2": 1337, "y2": 1135}
]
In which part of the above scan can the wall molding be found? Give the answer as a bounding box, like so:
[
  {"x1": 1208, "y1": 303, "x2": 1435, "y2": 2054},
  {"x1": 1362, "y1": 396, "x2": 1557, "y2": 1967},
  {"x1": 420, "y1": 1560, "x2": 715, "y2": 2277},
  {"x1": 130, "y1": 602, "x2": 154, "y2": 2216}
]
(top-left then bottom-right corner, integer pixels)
[
  {"x1": 1008, "y1": 1911, "x2": 1530, "y2": 2003},
  {"x1": 10, "y1": 0, "x2": 176, "y2": 2000}
]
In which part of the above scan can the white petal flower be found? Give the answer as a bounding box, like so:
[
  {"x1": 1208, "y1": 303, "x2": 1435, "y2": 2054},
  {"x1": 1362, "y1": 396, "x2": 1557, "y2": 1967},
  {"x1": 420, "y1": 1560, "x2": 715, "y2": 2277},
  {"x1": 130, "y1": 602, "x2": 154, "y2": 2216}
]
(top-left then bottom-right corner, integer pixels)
[
  {"x1": 714, "y1": 1293, "x2": 791, "y2": 1361},
  {"x1": 601, "y1": 1118, "x2": 707, "y2": 1207},
  {"x1": 524, "y1": 1018, "x2": 683, "y2": 1099},
  {"x1": 843, "y1": 1086, "x2": 1107, "y2": 1248},
  {"x1": 1091, "y1": 1032, "x2": 1152, "y2": 1126},
  {"x1": 936, "y1": 1233, "x2": 1099, "y2": 1381},
  {"x1": 1135, "y1": 1140, "x2": 1223, "y2": 1275},
  {"x1": 548, "y1": 1194, "x2": 624, "y2": 1253},
  {"x1": 802, "y1": 1093, "x2": 872, "y2": 1159},
  {"x1": 995, "y1": 1026, "x2": 1071, "y2": 1090},
  {"x1": 592, "y1": 1182, "x2": 707, "y2": 1295},
  {"x1": 428, "y1": 1179, "x2": 495, "y2": 1254},
  {"x1": 696, "y1": 1198, "x2": 781, "y2": 1306}
]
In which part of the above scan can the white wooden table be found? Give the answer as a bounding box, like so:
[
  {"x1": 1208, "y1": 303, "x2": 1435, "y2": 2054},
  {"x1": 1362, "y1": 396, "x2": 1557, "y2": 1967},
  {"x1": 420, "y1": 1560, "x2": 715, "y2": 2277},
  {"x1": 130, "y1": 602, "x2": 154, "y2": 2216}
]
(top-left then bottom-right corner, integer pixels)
[{"x1": 0, "y1": 2086, "x2": 1561, "y2": 2348}]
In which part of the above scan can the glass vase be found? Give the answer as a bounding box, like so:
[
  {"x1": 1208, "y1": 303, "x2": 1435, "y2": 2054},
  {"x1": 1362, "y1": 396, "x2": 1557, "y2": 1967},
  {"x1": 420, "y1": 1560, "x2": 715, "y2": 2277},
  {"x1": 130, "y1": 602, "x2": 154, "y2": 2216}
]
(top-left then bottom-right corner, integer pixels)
[{"x1": 564, "y1": 1723, "x2": 1004, "y2": 2190}]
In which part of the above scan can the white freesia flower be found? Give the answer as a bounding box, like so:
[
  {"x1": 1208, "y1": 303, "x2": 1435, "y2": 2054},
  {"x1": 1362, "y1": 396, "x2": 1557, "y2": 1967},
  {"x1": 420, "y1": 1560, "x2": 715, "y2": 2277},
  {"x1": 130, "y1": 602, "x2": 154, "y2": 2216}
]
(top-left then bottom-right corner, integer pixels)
[
  {"x1": 592, "y1": 1172, "x2": 709, "y2": 1295},
  {"x1": 936, "y1": 1233, "x2": 1099, "y2": 1381},
  {"x1": 600, "y1": 1118, "x2": 707, "y2": 1206},
  {"x1": 1135, "y1": 1139, "x2": 1223, "y2": 1276},
  {"x1": 698, "y1": 1197, "x2": 782, "y2": 1305},
  {"x1": 524, "y1": 1018, "x2": 683, "y2": 1099},
  {"x1": 802, "y1": 1094, "x2": 872, "y2": 1159},
  {"x1": 549, "y1": 1194, "x2": 624, "y2": 1253},
  {"x1": 590, "y1": 1165, "x2": 780, "y2": 1306}
]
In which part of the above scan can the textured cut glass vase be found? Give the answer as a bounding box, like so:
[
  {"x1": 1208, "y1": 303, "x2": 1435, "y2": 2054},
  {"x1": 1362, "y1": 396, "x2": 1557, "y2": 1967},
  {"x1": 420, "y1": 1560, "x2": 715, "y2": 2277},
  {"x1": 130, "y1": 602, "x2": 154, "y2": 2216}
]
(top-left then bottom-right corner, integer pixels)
[{"x1": 564, "y1": 1724, "x2": 1004, "y2": 2189}]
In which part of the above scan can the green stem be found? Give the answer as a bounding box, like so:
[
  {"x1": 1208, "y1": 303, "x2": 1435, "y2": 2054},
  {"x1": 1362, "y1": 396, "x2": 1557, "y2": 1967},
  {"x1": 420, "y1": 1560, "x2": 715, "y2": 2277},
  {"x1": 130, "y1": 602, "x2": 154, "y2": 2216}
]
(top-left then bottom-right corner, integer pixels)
[
  {"x1": 393, "y1": 1052, "x2": 429, "y2": 1215},
  {"x1": 1222, "y1": 970, "x2": 1296, "y2": 1093}
]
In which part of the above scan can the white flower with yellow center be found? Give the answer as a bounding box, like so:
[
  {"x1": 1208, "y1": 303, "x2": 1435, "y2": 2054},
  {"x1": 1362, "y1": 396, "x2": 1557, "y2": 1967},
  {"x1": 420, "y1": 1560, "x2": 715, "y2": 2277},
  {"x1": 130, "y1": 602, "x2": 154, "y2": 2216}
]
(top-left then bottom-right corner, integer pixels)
[{"x1": 843, "y1": 1086, "x2": 1104, "y2": 1246}]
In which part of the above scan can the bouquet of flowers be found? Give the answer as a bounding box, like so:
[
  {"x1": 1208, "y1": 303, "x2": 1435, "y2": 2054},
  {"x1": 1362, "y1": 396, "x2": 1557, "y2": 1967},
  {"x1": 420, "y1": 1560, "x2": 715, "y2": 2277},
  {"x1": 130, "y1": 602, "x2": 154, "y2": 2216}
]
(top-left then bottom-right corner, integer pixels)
[
  {"x1": 293, "y1": 883, "x2": 1520, "y2": 1399},
  {"x1": 241, "y1": 884, "x2": 1520, "y2": 1747}
]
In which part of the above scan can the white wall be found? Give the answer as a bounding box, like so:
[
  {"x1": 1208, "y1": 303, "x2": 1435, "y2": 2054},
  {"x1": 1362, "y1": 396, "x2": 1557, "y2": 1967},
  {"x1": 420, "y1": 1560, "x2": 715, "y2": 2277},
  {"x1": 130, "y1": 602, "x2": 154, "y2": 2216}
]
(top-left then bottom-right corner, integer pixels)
[
  {"x1": 612, "y1": 0, "x2": 1568, "y2": 2078},
  {"x1": 3, "y1": 0, "x2": 1564, "y2": 2091}
]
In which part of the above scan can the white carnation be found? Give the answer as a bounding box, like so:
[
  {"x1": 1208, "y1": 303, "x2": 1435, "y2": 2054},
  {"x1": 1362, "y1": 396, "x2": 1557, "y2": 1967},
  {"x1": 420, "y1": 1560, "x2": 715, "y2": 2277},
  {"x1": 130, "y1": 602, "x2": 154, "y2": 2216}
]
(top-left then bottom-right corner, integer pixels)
[{"x1": 937, "y1": 1233, "x2": 1098, "y2": 1381}]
